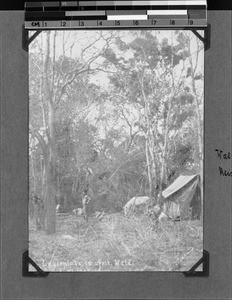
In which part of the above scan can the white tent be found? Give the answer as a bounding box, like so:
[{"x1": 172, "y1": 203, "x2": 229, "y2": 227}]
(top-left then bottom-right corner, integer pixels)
[{"x1": 162, "y1": 174, "x2": 201, "y2": 220}]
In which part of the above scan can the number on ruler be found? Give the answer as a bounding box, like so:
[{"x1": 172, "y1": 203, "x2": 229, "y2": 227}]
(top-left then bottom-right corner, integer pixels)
[
  {"x1": 115, "y1": 21, "x2": 121, "y2": 26},
  {"x1": 80, "y1": 21, "x2": 85, "y2": 26},
  {"x1": 133, "y1": 20, "x2": 139, "y2": 26},
  {"x1": 31, "y1": 21, "x2": 41, "y2": 27},
  {"x1": 170, "y1": 20, "x2": 175, "y2": 25},
  {"x1": 153, "y1": 20, "x2": 157, "y2": 25},
  {"x1": 61, "y1": 21, "x2": 67, "y2": 27},
  {"x1": 98, "y1": 21, "x2": 103, "y2": 26},
  {"x1": 189, "y1": 19, "x2": 194, "y2": 25}
]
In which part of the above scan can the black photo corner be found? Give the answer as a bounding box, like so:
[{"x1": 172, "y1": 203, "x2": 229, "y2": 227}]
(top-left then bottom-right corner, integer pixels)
[{"x1": 22, "y1": 250, "x2": 210, "y2": 277}]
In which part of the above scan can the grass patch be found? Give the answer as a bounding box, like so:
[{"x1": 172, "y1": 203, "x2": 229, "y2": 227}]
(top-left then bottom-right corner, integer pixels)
[{"x1": 29, "y1": 212, "x2": 203, "y2": 272}]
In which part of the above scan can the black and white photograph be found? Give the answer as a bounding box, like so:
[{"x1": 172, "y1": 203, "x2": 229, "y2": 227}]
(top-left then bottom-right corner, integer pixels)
[{"x1": 29, "y1": 29, "x2": 204, "y2": 272}]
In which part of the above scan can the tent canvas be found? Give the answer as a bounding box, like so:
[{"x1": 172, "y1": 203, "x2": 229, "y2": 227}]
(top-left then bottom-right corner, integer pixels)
[{"x1": 162, "y1": 174, "x2": 201, "y2": 219}]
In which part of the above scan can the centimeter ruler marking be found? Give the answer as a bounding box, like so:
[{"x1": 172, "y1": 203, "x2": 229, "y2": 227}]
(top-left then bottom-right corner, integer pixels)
[
  {"x1": 25, "y1": 19, "x2": 206, "y2": 28},
  {"x1": 25, "y1": 0, "x2": 207, "y2": 28}
]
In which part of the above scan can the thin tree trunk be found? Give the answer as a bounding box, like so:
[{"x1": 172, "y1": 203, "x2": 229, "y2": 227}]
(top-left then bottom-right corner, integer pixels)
[
  {"x1": 140, "y1": 74, "x2": 157, "y2": 200},
  {"x1": 145, "y1": 138, "x2": 154, "y2": 201},
  {"x1": 43, "y1": 158, "x2": 56, "y2": 234},
  {"x1": 46, "y1": 101, "x2": 57, "y2": 234},
  {"x1": 44, "y1": 32, "x2": 57, "y2": 234},
  {"x1": 159, "y1": 98, "x2": 172, "y2": 196},
  {"x1": 31, "y1": 152, "x2": 36, "y2": 191}
]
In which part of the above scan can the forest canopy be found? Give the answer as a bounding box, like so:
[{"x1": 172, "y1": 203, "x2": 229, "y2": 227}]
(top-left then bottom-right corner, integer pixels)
[{"x1": 29, "y1": 30, "x2": 204, "y2": 234}]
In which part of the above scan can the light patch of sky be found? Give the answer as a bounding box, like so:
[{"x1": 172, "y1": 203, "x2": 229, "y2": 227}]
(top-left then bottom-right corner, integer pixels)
[
  {"x1": 35, "y1": 30, "x2": 203, "y2": 88},
  {"x1": 31, "y1": 29, "x2": 204, "y2": 140}
]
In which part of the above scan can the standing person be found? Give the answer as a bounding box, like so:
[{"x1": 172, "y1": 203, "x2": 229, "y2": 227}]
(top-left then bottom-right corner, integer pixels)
[{"x1": 82, "y1": 194, "x2": 91, "y2": 222}]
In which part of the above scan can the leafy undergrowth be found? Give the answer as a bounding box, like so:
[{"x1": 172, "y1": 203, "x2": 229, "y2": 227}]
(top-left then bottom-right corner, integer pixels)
[{"x1": 29, "y1": 212, "x2": 203, "y2": 272}]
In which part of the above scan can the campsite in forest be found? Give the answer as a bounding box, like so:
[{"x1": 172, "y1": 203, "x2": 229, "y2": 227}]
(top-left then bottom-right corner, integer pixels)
[{"x1": 29, "y1": 30, "x2": 204, "y2": 271}]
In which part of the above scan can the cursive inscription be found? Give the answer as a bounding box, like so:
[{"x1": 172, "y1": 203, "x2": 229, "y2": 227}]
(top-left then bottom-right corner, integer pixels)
[
  {"x1": 215, "y1": 149, "x2": 231, "y2": 160},
  {"x1": 215, "y1": 149, "x2": 232, "y2": 177},
  {"x1": 218, "y1": 166, "x2": 232, "y2": 177}
]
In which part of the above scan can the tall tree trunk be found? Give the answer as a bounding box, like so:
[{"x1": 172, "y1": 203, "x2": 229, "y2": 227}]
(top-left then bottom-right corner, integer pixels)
[
  {"x1": 40, "y1": 154, "x2": 46, "y2": 198},
  {"x1": 148, "y1": 129, "x2": 157, "y2": 189},
  {"x1": 44, "y1": 160, "x2": 56, "y2": 234},
  {"x1": 159, "y1": 97, "x2": 173, "y2": 197},
  {"x1": 43, "y1": 32, "x2": 57, "y2": 234},
  {"x1": 45, "y1": 99, "x2": 57, "y2": 234},
  {"x1": 159, "y1": 131, "x2": 168, "y2": 194},
  {"x1": 30, "y1": 152, "x2": 36, "y2": 192},
  {"x1": 145, "y1": 138, "x2": 154, "y2": 201},
  {"x1": 140, "y1": 74, "x2": 157, "y2": 201}
]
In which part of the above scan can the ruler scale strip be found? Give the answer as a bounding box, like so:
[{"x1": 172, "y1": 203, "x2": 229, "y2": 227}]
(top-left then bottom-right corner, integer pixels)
[{"x1": 25, "y1": 0, "x2": 207, "y2": 29}]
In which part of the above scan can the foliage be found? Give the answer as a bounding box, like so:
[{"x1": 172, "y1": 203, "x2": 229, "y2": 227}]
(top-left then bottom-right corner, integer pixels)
[{"x1": 29, "y1": 30, "x2": 204, "y2": 233}]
